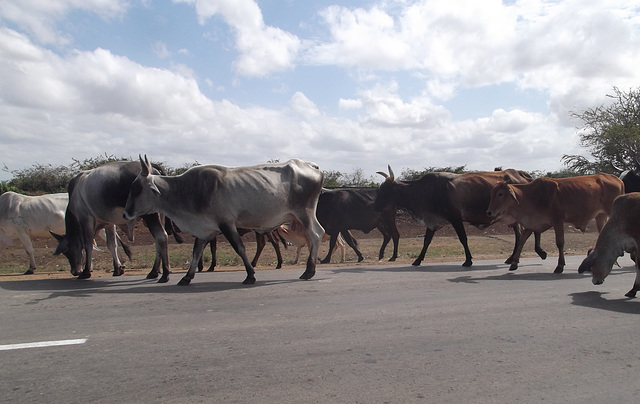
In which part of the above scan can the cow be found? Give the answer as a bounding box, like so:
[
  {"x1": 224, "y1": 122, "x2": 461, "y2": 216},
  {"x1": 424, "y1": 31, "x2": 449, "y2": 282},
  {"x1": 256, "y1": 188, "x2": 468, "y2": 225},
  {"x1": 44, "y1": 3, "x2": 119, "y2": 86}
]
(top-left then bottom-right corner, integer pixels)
[
  {"x1": 52, "y1": 160, "x2": 177, "y2": 281},
  {"x1": 315, "y1": 187, "x2": 399, "y2": 264},
  {"x1": 619, "y1": 168, "x2": 640, "y2": 193},
  {"x1": 375, "y1": 167, "x2": 546, "y2": 267},
  {"x1": 197, "y1": 230, "x2": 285, "y2": 272},
  {"x1": 0, "y1": 192, "x2": 68, "y2": 274},
  {"x1": 578, "y1": 193, "x2": 640, "y2": 297},
  {"x1": 123, "y1": 156, "x2": 325, "y2": 285},
  {"x1": 276, "y1": 221, "x2": 348, "y2": 264},
  {"x1": 487, "y1": 173, "x2": 624, "y2": 273}
]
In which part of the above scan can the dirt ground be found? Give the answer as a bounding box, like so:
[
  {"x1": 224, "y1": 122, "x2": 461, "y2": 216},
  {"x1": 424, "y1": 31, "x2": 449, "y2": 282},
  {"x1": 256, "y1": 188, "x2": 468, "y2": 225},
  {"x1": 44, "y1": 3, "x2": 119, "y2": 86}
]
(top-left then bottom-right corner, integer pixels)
[{"x1": 0, "y1": 211, "x2": 599, "y2": 281}]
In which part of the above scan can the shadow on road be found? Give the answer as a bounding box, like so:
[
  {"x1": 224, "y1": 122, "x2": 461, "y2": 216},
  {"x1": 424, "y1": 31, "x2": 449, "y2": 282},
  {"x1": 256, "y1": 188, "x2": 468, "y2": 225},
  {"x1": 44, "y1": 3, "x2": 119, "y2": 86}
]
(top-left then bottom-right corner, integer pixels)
[
  {"x1": 570, "y1": 291, "x2": 640, "y2": 314},
  {"x1": 448, "y1": 266, "x2": 637, "y2": 284},
  {"x1": 0, "y1": 273, "x2": 303, "y2": 300}
]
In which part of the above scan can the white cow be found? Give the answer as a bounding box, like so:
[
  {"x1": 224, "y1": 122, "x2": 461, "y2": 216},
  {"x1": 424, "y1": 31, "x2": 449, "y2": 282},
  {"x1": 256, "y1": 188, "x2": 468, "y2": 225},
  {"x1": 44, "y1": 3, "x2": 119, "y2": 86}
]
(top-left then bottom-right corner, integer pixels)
[
  {"x1": 1, "y1": 191, "x2": 132, "y2": 275},
  {"x1": 124, "y1": 156, "x2": 325, "y2": 285},
  {"x1": 0, "y1": 192, "x2": 67, "y2": 274}
]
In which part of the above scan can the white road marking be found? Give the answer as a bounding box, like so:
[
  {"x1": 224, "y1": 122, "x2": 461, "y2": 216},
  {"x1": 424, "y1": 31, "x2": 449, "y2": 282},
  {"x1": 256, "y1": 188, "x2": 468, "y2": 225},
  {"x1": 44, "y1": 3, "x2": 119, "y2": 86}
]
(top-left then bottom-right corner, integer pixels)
[{"x1": 0, "y1": 338, "x2": 87, "y2": 351}]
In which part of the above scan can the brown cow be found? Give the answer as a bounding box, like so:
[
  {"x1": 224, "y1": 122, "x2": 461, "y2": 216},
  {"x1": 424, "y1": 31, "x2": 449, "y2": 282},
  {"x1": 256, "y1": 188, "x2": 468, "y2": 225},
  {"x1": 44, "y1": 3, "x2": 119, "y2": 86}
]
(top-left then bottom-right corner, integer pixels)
[
  {"x1": 487, "y1": 174, "x2": 624, "y2": 273},
  {"x1": 276, "y1": 221, "x2": 348, "y2": 264},
  {"x1": 578, "y1": 193, "x2": 640, "y2": 297}
]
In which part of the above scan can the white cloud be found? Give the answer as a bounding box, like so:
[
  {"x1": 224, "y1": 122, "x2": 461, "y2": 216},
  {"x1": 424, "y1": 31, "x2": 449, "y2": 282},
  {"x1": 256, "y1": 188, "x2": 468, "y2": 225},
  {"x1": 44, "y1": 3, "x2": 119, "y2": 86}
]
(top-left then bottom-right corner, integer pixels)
[
  {"x1": 177, "y1": 0, "x2": 301, "y2": 76},
  {"x1": 0, "y1": 0, "x2": 128, "y2": 46}
]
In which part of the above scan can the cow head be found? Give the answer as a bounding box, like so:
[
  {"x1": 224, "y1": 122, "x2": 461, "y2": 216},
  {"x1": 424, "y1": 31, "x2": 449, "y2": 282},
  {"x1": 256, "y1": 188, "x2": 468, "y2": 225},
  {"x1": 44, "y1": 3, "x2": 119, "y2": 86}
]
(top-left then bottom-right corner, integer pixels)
[
  {"x1": 123, "y1": 155, "x2": 161, "y2": 221},
  {"x1": 50, "y1": 211, "x2": 85, "y2": 276},
  {"x1": 486, "y1": 181, "x2": 517, "y2": 218},
  {"x1": 374, "y1": 165, "x2": 396, "y2": 212}
]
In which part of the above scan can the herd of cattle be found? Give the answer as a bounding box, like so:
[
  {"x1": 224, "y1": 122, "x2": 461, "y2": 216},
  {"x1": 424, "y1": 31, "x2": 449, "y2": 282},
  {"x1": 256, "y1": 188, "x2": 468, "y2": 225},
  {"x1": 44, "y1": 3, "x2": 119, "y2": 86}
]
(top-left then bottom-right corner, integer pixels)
[{"x1": 2, "y1": 156, "x2": 640, "y2": 297}]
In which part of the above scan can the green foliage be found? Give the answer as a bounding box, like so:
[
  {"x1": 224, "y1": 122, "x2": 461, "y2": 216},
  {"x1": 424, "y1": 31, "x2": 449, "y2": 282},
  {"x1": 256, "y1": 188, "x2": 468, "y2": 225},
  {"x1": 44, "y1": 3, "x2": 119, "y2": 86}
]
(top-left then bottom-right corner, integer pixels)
[
  {"x1": 7, "y1": 163, "x2": 76, "y2": 194},
  {"x1": 323, "y1": 168, "x2": 377, "y2": 188},
  {"x1": 70, "y1": 153, "x2": 131, "y2": 171},
  {"x1": 563, "y1": 87, "x2": 640, "y2": 174},
  {"x1": 400, "y1": 165, "x2": 468, "y2": 181}
]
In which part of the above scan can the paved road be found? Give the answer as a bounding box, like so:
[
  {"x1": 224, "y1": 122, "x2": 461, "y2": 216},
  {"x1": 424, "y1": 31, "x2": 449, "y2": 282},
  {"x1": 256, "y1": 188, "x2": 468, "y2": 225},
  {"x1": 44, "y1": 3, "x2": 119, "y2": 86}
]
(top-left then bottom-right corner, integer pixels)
[{"x1": 1, "y1": 255, "x2": 639, "y2": 403}]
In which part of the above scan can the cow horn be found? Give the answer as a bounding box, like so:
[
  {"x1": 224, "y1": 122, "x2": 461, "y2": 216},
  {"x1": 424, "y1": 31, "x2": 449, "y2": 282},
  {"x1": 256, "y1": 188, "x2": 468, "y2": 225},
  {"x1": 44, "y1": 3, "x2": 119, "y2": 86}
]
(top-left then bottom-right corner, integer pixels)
[
  {"x1": 377, "y1": 165, "x2": 395, "y2": 182},
  {"x1": 139, "y1": 154, "x2": 151, "y2": 177}
]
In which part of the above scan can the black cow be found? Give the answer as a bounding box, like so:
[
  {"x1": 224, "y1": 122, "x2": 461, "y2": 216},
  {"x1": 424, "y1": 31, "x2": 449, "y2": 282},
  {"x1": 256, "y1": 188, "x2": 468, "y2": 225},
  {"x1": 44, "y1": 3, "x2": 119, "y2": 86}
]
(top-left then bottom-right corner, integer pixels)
[
  {"x1": 375, "y1": 166, "x2": 546, "y2": 267},
  {"x1": 620, "y1": 169, "x2": 640, "y2": 193},
  {"x1": 52, "y1": 161, "x2": 180, "y2": 282},
  {"x1": 316, "y1": 187, "x2": 399, "y2": 263}
]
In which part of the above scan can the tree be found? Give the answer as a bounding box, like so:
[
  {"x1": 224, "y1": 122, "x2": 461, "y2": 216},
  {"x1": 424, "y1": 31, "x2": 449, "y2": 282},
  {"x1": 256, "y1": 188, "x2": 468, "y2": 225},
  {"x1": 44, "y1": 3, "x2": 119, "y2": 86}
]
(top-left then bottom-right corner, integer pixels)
[
  {"x1": 562, "y1": 87, "x2": 640, "y2": 174},
  {"x1": 400, "y1": 165, "x2": 467, "y2": 181}
]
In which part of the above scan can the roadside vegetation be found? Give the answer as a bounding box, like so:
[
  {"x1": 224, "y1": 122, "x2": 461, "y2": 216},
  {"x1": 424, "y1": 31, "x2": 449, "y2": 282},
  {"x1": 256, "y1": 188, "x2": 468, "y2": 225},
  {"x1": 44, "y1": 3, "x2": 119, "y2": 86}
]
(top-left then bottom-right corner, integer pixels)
[{"x1": 2, "y1": 86, "x2": 639, "y2": 196}]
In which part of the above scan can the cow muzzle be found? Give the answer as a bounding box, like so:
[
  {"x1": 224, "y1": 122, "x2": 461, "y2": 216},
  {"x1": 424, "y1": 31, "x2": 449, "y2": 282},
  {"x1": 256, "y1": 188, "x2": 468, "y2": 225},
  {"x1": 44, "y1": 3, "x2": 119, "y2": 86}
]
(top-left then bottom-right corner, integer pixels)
[{"x1": 592, "y1": 278, "x2": 604, "y2": 286}]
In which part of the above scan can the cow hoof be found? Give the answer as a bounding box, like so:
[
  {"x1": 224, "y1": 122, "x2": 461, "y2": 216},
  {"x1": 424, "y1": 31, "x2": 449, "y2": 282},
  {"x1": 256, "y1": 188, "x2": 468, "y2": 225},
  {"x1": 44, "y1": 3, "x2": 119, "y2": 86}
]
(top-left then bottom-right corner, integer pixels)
[
  {"x1": 554, "y1": 267, "x2": 564, "y2": 274},
  {"x1": 24, "y1": 269, "x2": 35, "y2": 275},
  {"x1": 146, "y1": 271, "x2": 159, "y2": 280},
  {"x1": 539, "y1": 251, "x2": 548, "y2": 260},
  {"x1": 206, "y1": 267, "x2": 215, "y2": 272},
  {"x1": 357, "y1": 256, "x2": 364, "y2": 263},
  {"x1": 625, "y1": 290, "x2": 637, "y2": 298},
  {"x1": 388, "y1": 257, "x2": 396, "y2": 262},
  {"x1": 509, "y1": 264, "x2": 518, "y2": 271},
  {"x1": 411, "y1": 259, "x2": 422, "y2": 266},
  {"x1": 320, "y1": 259, "x2": 330, "y2": 264},
  {"x1": 276, "y1": 264, "x2": 282, "y2": 269},
  {"x1": 462, "y1": 260, "x2": 473, "y2": 267},
  {"x1": 504, "y1": 257, "x2": 513, "y2": 265},
  {"x1": 299, "y1": 271, "x2": 315, "y2": 280},
  {"x1": 157, "y1": 276, "x2": 169, "y2": 284},
  {"x1": 243, "y1": 276, "x2": 256, "y2": 285},
  {"x1": 78, "y1": 272, "x2": 91, "y2": 279},
  {"x1": 177, "y1": 278, "x2": 191, "y2": 286}
]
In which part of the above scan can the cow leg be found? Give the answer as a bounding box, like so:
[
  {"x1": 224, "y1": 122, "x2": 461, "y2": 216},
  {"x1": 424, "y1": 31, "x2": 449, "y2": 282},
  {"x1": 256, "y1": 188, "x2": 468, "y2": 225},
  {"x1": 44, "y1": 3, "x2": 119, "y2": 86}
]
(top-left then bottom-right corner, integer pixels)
[
  {"x1": 103, "y1": 226, "x2": 125, "y2": 276},
  {"x1": 450, "y1": 220, "x2": 473, "y2": 267},
  {"x1": 16, "y1": 230, "x2": 37, "y2": 275},
  {"x1": 219, "y1": 224, "x2": 256, "y2": 285},
  {"x1": 342, "y1": 231, "x2": 364, "y2": 262},
  {"x1": 413, "y1": 229, "x2": 435, "y2": 266},
  {"x1": 553, "y1": 224, "x2": 565, "y2": 274},
  {"x1": 178, "y1": 238, "x2": 210, "y2": 286},
  {"x1": 203, "y1": 239, "x2": 217, "y2": 272},
  {"x1": 142, "y1": 215, "x2": 171, "y2": 283},
  {"x1": 378, "y1": 232, "x2": 391, "y2": 261},
  {"x1": 389, "y1": 226, "x2": 400, "y2": 262},
  {"x1": 78, "y1": 221, "x2": 95, "y2": 279},
  {"x1": 505, "y1": 224, "x2": 521, "y2": 264},
  {"x1": 508, "y1": 228, "x2": 532, "y2": 271},
  {"x1": 625, "y1": 260, "x2": 640, "y2": 298},
  {"x1": 297, "y1": 213, "x2": 324, "y2": 280},
  {"x1": 267, "y1": 232, "x2": 284, "y2": 269},
  {"x1": 320, "y1": 234, "x2": 338, "y2": 264},
  {"x1": 534, "y1": 232, "x2": 547, "y2": 260},
  {"x1": 251, "y1": 232, "x2": 267, "y2": 268}
]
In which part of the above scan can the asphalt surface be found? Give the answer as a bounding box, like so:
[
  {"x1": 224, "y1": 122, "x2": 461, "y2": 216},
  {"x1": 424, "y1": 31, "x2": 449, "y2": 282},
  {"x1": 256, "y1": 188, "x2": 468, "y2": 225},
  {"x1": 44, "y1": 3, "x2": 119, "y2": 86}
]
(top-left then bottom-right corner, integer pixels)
[{"x1": 1, "y1": 255, "x2": 639, "y2": 403}]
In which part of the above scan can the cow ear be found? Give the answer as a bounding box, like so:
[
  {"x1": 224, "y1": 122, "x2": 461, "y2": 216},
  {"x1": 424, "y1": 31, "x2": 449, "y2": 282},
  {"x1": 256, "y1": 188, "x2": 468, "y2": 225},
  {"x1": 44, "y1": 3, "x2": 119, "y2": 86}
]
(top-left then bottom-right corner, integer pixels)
[
  {"x1": 508, "y1": 185, "x2": 519, "y2": 205},
  {"x1": 149, "y1": 177, "x2": 162, "y2": 196}
]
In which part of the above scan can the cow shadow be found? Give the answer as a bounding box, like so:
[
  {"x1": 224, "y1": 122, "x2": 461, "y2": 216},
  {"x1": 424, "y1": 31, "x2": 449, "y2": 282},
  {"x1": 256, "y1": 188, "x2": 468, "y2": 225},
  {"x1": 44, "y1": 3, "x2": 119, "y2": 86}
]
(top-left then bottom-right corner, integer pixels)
[
  {"x1": 448, "y1": 265, "x2": 637, "y2": 284},
  {"x1": 330, "y1": 262, "x2": 507, "y2": 275},
  {"x1": 570, "y1": 291, "x2": 640, "y2": 314},
  {"x1": 0, "y1": 273, "x2": 305, "y2": 300}
]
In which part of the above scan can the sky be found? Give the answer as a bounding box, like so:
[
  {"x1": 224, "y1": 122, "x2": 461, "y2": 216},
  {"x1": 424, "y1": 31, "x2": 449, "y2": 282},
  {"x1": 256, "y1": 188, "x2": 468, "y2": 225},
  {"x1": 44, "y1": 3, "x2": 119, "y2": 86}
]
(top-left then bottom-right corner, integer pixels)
[{"x1": 1, "y1": 0, "x2": 639, "y2": 182}]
